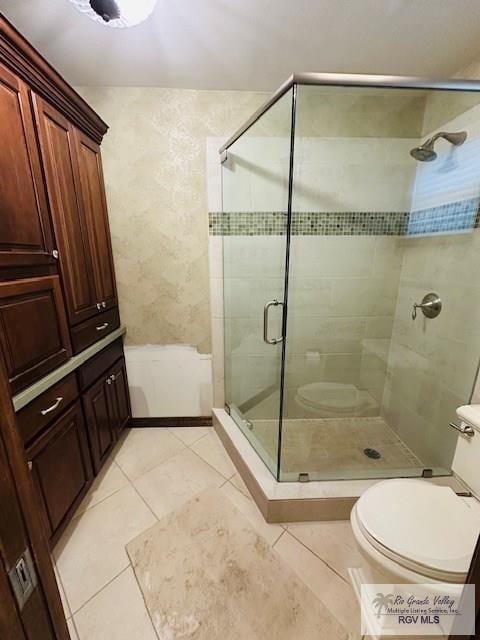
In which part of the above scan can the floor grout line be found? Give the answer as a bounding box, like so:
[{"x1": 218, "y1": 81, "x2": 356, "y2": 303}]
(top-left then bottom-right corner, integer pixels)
[
  {"x1": 130, "y1": 477, "x2": 160, "y2": 523},
  {"x1": 114, "y1": 442, "x2": 189, "y2": 484},
  {"x1": 188, "y1": 442, "x2": 236, "y2": 483},
  {"x1": 69, "y1": 564, "x2": 130, "y2": 617},
  {"x1": 272, "y1": 527, "x2": 287, "y2": 548},
  {"x1": 285, "y1": 529, "x2": 352, "y2": 587},
  {"x1": 73, "y1": 481, "x2": 131, "y2": 519},
  {"x1": 169, "y1": 426, "x2": 213, "y2": 448}
]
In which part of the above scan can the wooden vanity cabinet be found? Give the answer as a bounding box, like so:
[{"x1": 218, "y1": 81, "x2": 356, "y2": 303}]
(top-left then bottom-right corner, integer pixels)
[
  {"x1": 80, "y1": 341, "x2": 130, "y2": 473},
  {"x1": 17, "y1": 340, "x2": 131, "y2": 546},
  {"x1": 82, "y1": 373, "x2": 116, "y2": 474},
  {"x1": 0, "y1": 62, "x2": 54, "y2": 272},
  {"x1": 25, "y1": 400, "x2": 93, "y2": 546},
  {"x1": 108, "y1": 357, "x2": 130, "y2": 437}
]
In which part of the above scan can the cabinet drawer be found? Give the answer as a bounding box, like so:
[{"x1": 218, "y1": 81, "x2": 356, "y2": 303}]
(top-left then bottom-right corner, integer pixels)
[
  {"x1": 0, "y1": 276, "x2": 71, "y2": 393},
  {"x1": 26, "y1": 401, "x2": 93, "y2": 544},
  {"x1": 77, "y1": 338, "x2": 124, "y2": 391},
  {"x1": 17, "y1": 373, "x2": 78, "y2": 446},
  {"x1": 70, "y1": 306, "x2": 120, "y2": 354}
]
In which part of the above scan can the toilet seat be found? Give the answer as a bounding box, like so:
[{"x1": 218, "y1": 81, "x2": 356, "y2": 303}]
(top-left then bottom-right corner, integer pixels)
[
  {"x1": 295, "y1": 382, "x2": 377, "y2": 415},
  {"x1": 353, "y1": 479, "x2": 480, "y2": 583}
]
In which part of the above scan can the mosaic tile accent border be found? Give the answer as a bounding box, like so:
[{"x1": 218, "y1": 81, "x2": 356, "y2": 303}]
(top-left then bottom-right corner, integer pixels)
[
  {"x1": 407, "y1": 198, "x2": 480, "y2": 236},
  {"x1": 209, "y1": 198, "x2": 480, "y2": 236}
]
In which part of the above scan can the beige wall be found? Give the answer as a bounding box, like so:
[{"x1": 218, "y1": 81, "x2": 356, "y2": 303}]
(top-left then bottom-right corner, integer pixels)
[{"x1": 77, "y1": 87, "x2": 268, "y2": 353}]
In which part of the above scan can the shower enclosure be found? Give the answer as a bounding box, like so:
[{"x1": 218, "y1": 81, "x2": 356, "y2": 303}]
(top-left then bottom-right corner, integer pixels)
[{"x1": 219, "y1": 73, "x2": 480, "y2": 482}]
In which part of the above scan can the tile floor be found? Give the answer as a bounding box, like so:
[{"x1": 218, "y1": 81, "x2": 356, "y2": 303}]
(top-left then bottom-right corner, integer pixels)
[{"x1": 53, "y1": 426, "x2": 370, "y2": 639}]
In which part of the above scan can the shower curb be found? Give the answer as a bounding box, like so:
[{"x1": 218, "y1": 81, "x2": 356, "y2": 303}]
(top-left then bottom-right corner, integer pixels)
[{"x1": 213, "y1": 408, "x2": 470, "y2": 523}]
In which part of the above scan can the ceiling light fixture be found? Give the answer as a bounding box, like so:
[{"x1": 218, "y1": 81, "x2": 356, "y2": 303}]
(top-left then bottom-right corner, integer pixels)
[{"x1": 69, "y1": 0, "x2": 158, "y2": 28}]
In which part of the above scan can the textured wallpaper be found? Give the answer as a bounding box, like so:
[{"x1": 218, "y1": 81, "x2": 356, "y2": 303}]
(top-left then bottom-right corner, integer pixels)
[{"x1": 76, "y1": 87, "x2": 267, "y2": 352}]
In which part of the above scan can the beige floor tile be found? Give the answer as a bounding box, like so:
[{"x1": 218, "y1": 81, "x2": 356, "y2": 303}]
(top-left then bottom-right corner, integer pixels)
[
  {"x1": 169, "y1": 426, "x2": 213, "y2": 445},
  {"x1": 134, "y1": 448, "x2": 225, "y2": 520},
  {"x1": 287, "y1": 521, "x2": 369, "y2": 582},
  {"x1": 54, "y1": 485, "x2": 156, "y2": 613},
  {"x1": 114, "y1": 428, "x2": 185, "y2": 480},
  {"x1": 229, "y1": 472, "x2": 250, "y2": 497},
  {"x1": 190, "y1": 431, "x2": 236, "y2": 478},
  {"x1": 275, "y1": 531, "x2": 362, "y2": 639},
  {"x1": 67, "y1": 617, "x2": 79, "y2": 640},
  {"x1": 76, "y1": 461, "x2": 130, "y2": 515},
  {"x1": 221, "y1": 481, "x2": 283, "y2": 546},
  {"x1": 74, "y1": 568, "x2": 157, "y2": 640}
]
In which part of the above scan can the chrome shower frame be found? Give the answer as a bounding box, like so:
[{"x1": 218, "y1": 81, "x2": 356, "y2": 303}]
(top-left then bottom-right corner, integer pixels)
[{"x1": 218, "y1": 72, "x2": 480, "y2": 155}]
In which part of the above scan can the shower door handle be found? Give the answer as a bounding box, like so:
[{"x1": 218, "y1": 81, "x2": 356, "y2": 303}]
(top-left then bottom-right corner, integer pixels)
[{"x1": 263, "y1": 299, "x2": 284, "y2": 345}]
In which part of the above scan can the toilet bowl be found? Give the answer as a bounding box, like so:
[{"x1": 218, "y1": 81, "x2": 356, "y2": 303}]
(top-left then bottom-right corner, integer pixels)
[
  {"x1": 350, "y1": 478, "x2": 480, "y2": 587},
  {"x1": 294, "y1": 382, "x2": 378, "y2": 417}
]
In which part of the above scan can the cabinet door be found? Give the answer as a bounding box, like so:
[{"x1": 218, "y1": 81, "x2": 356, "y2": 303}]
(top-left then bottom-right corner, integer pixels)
[
  {"x1": 74, "y1": 130, "x2": 117, "y2": 311},
  {"x1": 0, "y1": 63, "x2": 54, "y2": 269},
  {"x1": 26, "y1": 401, "x2": 93, "y2": 544},
  {"x1": 0, "y1": 276, "x2": 71, "y2": 394},
  {"x1": 32, "y1": 95, "x2": 98, "y2": 325},
  {"x1": 109, "y1": 358, "x2": 131, "y2": 436},
  {"x1": 82, "y1": 374, "x2": 115, "y2": 473}
]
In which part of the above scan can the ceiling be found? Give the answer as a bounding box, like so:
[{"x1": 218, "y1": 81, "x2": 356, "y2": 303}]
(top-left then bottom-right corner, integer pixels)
[{"x1": 2, "y1": 0, "x2": 480, "y2": 91}]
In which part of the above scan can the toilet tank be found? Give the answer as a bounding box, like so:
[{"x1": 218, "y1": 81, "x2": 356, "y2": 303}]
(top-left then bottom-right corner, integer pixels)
[{"x1": 452, "y1": 406, "x2": 480, "y2": 497}]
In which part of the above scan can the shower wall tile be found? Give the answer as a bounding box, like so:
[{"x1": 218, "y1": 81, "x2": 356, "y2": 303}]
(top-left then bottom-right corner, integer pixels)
[
  {"x1": 208, "y1": 236, "x2": 224, "y2": 279},
  {"x1": 382, "y1": 228, "x2": 480, "y2": 469},
  {"x1": 364, "y1": 317, "x2": 395, "y2": 339},
  {"x1": 209, "y1": 235, "x2": 226, "y2": 408},
  {"x1": 289, "y1": 236, "x2": 376, "y2": 277},
  {"x1": 292, "y1": 137, "x2": 417, "y2": 213},
  {"x1": 221, "y1": 234, "x2": 403, "y2": 416},
  {"x1": 211, "y1": 317, "x2": 225, "y2": 408},
  {"x1": 382, "y1": 95, "x2": 480, "y2": 471},
  {"x1": 286, "y1": 317, "x2": 367, "y2": 355}
]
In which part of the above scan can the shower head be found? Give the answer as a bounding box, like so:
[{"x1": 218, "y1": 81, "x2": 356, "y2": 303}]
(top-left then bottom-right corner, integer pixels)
[{"x1": 410, "y1": 131, "x2": 467, "y2": 162}]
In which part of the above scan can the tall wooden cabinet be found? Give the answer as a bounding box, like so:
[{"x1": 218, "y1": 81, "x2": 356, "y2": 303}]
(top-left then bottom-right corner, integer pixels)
[
  {"x1": 0, "y1": 16, "x2": 132, "y2": 636},
  {"x1": 75, "y1": 131, "x2": 118, "y2": 314},
  {"x1": 32, "y1": 96, "x2": 118, "y2": 337},
  {"x1": 0, "y1": 62, "x2": 55, "y2": 271},
  {"x1": 32, "y1": 95, "x2": 98, "y2": 326}
]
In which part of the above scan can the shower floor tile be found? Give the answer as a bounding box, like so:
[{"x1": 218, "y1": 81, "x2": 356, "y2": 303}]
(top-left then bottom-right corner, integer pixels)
[{"x1": 248, "y1": 417, "x2": 423, "y2": 479}]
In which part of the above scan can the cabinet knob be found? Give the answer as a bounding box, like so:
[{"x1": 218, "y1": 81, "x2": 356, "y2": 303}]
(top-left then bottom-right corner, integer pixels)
[
  {"x1": 96, "y1": 322, "x2": 109, "y2": 331},
  {"x1": 52, "y1": 249, "x2": 59, "y2": 260},
  {"x1": 27, "y1": 461, "x2": 33, "y2": 471},
  {"x1": 96, "y1": 302, "x2": 102, "y2": 311},
  {"x1": 110, "y1": 374, "x2": 116, "y2": 382},
  {"x1": 102, "y1": 301, "x2": 106, "y2": 308},
  {"x1": 106, "y1": 378, "x2": 112, "y2": 385}
]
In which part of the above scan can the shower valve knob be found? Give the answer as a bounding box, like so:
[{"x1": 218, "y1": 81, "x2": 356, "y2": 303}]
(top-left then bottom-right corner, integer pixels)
[{"x1": 412, "y1": 293, "x2": 442, "y2": 321}]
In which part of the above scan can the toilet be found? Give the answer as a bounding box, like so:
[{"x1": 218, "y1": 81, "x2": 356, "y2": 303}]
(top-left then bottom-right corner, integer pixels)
[
  {"x1": 294, "y1": 381, "x2": 378, "y2": 417},
  {"x1": 350, "y1": 404, "x2": 480, "y2": 588}
]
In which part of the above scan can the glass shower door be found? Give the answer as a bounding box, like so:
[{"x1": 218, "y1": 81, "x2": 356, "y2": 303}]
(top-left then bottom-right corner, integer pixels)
[
  {"x1": 281, "y1": 82, "x2": 480, "y2": 482},
  {"x1": 221, "y1": 89, "x2": 294, "y2": 477}
]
